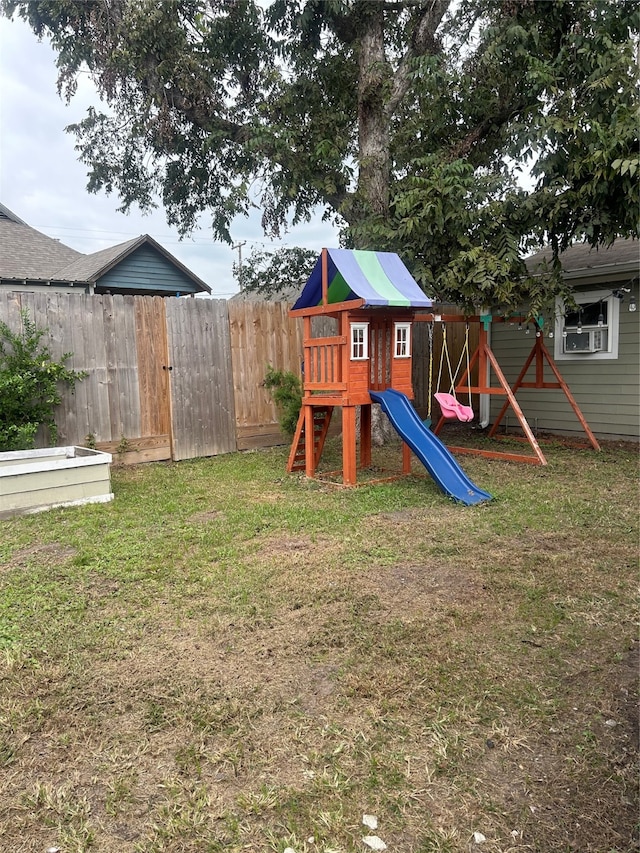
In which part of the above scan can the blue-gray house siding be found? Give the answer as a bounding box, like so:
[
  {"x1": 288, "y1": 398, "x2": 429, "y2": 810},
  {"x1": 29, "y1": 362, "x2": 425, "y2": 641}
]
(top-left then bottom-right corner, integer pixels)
[{"x1": 96, "y1": 243, "x2": 202, "y2": 296}]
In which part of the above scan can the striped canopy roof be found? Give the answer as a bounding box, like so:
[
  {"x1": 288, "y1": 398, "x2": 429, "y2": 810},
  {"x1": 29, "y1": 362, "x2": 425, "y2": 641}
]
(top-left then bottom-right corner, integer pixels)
[{"x1": 292, "y1": 249, "x2": 432, "y2": 310}]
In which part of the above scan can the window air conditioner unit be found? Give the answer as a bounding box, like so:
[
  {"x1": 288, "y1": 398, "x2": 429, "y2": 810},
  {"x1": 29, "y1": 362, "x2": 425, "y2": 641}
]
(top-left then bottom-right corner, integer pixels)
[{"x1": 563, "y1": 328, "x2": 606, "y2": 354}]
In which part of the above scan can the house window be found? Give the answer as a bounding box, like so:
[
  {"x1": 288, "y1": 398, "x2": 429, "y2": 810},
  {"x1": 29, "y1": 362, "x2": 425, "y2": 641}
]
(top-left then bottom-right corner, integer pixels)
[
  {"x1": 554, "y1": 290, "x2": 620, "y2": 361},
  {"x1": 394, "y1": 322, "x2": 411, "y2": 358},
  {"x1": 350, "y1": 323, "x2": 369, "y2": 360}
]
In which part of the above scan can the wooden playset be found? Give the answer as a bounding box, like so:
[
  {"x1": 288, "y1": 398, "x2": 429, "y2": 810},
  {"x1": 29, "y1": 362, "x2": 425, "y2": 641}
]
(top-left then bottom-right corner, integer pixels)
[
  {"x1": 286, "y1": 248, "x2": 600, "y2": 497},
  {"x1": 287, "y1": 248, "x2": 431, "y2": 485}
]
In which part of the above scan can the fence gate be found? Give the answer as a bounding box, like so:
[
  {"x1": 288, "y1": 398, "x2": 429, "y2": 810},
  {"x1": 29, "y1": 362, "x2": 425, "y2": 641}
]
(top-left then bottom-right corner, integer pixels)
[{"x1": 165, "y1": 298, "x2": 236, "y2": 461}]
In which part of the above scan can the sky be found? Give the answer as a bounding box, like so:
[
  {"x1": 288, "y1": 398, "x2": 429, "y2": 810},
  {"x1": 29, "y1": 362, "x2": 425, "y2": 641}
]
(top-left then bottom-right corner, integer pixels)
[{"x1": 0, "y1": 14, "x2": 340, "y2": 298}]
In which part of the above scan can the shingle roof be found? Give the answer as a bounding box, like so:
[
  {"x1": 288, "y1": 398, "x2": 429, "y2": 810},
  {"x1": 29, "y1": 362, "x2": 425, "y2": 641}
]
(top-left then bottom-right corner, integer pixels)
[
  {"x1": 526, "y1": 238, "x2": 639, "y2": 276},
  {"x1": 0, "y1": 203, "x2": 26, "y2": 225},
  {"x1": 0, "y1": 218, "x2": 83, "y2": 280},
  {"x1": 0, "y1": 209, "x2": 211, "y2": 294},
  {"x1": 55, "y1": 237, "x2": 143, "y2": 282}
]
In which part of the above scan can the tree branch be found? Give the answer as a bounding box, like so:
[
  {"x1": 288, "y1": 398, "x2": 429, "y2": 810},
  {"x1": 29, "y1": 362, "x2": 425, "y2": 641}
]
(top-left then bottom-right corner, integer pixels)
[
  {"x1": 446, "y1": 95, "x2": 529, "y2": 163},
  {"x1": 385, "y1": 0, "x2": 451, "y2": 119}
]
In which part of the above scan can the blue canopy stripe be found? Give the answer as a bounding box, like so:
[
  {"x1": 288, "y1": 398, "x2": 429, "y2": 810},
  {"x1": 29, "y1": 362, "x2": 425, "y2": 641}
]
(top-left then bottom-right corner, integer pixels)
[{"x1": 349, "y1": 250, "x2": 410, "y2": 305}]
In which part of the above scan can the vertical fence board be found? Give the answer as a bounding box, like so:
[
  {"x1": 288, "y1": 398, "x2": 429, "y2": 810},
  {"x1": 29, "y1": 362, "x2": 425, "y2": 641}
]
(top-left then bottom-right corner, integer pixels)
[
  {"x1": 135, "y1": 296, "x2": 170, "y2": 438},
  {"x1": 102, "y1": 294, "x2": 123, "y2": 441},
  {"x1": 85, "y1": 295, "x2": 112, "y2": 443},
  {"x1": 119, "y1": 296, "x2": 142, "y2": 440},
  {"x1": 67, "y1": 293, "x2": 91, "y2": 443},
  {"x1": 206, "y1": 299, "x2": 237, "y2": 453}
]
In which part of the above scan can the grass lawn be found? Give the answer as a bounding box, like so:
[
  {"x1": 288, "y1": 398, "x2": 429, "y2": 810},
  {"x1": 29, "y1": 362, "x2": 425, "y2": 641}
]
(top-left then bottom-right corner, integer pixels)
[{"x1": 0, "y1": 435, "x2": 638, "y2": 853}]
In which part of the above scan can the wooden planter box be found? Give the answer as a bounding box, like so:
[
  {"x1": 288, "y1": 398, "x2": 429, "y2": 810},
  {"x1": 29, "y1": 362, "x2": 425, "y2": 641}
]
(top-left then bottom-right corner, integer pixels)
[{"x1": 0, "y1": 446, "x2": 114, "y2": 518}]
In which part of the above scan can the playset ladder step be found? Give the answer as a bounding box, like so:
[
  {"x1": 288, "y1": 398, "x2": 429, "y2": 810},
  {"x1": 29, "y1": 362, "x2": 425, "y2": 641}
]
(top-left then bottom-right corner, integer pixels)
[{"x1": 287, "y1": 406, "x2": 334, "y2": 473}]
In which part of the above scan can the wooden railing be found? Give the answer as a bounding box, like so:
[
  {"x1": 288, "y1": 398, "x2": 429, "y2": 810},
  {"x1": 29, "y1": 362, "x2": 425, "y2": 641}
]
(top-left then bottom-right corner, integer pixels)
[{"x1": 304, "y1": 335, "x2": 347, "y2": 391}]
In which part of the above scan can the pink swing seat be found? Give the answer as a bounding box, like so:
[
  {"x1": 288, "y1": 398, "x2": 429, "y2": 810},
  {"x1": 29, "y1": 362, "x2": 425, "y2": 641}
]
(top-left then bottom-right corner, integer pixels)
[{"x1": 434, "y1": 392, "x2": 474, "y2": 423}]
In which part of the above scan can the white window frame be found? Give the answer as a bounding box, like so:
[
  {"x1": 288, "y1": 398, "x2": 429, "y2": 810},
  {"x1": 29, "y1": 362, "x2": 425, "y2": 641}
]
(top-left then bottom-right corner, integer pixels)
[
  {"x1": 350, "y1": 322, "x2": 369, "y2": 360},
  {"x1": 554, "y1": 289, "x2": 620, "y2": 361},
  {"x1": 394, "y1": 322, "x2": 411, "y2": 358}
]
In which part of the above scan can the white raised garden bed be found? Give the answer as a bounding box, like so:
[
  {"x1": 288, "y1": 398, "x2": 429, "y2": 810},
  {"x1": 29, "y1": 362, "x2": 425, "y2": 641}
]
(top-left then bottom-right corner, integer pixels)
[{"x1": 0, "y1": 446, "x2": 113, "y2": 518}]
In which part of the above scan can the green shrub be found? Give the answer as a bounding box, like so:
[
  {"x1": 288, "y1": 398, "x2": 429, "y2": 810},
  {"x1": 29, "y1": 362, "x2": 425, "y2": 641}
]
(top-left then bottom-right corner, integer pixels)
[
  {"x1": 264, "y1": 364, "x2": 302, "y2": 436},
  {"x1": 0, "y1": 311, "x2": 85, "y2": 451}
]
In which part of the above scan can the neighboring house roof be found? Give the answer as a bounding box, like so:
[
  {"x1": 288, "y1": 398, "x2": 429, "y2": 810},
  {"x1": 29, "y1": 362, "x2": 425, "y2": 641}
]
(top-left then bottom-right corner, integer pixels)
[
  {"x1": 0, "y1": 204, "x2": 83, "y2": 280},
  {"x1": 526, "y1": 238, "x2": 639, "y2": 281},
  {"x1": 0, "y1": 204, "x2": 211, "y2": 296},
  {"x1": 56, "y1": 234, "x2": 210, "y2": 295},
  {"x1": 292, "y1": 249, "x2": 432, "y2": 311},
  {"x1": 0, "y1": 202, "x2": 26, "y2": 225},
  {"x1": 55, "y1": 237, "x2": 144, "y2": 282}
]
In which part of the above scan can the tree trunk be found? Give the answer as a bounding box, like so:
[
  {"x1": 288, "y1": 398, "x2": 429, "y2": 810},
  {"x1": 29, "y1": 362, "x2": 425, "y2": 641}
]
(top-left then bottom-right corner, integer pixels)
[{"x1": 356, "y1": 4, "x2": 390, "y2": 229}]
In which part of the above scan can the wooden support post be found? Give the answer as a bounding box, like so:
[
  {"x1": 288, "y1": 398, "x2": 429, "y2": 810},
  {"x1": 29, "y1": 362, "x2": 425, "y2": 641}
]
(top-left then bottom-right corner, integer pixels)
[
  {"x1": 477, "y1": 323, "x2": 489, "y2": 394},
  {"x1": 482, "y1": 340, "x2": 547, "y2": 465},
  {"x1": 321, "y1": 248, "x2": 328, "y2": 306},
  {"x1": 489, "y1": 334, "x2": 543, "y2": 438},
  {"x1": 360, "y1": 404, "x2": 372, "y2": 468},
  {"x1": 303, "y1": 315, "x2": 312, "y2": 383},
  {"x1": 341, "y1": 310, "x2": 351, "y2": 385},
  {"x1": 304, "y1": 405, "x2": 316, "y2": 478},
  {"x1": 534, "y1": 337, "x2": 600, "y2": 451},
  {"x1": 342, "y1": 405, "x2": 357, "y2": 485},
  {"x1": 402, "y1": 441, "x2": 412, "y2": 475}
]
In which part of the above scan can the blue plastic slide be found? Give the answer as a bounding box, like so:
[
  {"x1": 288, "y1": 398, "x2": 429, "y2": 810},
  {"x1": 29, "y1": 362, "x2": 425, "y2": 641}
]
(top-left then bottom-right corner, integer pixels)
[{"x1": 369, "y1": 388, "x2": 492, "y2": 506}]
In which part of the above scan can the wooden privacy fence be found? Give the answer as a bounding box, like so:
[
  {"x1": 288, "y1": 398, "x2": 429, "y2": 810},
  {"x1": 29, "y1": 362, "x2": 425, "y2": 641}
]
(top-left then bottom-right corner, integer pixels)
[
  {"x1": 0, "y1": 292, "x2": 303, "y2": 463},
  {"x1": 0, "y1": 292, "x2": 473, "y2": 463}
]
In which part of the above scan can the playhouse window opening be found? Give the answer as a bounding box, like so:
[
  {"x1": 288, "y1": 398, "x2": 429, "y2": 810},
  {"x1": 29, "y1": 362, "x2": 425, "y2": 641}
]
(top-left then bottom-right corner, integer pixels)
[
  {"x1": 394, "y1": 323, "x2": 411, "y2": 358},
  {"x1": 350, "y1": 323, "x2": 369, "y2": 360}
]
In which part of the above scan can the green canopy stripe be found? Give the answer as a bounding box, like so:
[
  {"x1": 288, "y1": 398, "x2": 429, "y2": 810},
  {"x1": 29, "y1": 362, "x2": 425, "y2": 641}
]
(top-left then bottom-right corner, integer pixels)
[
  {"x1": 353, "y1": 250, "x2": 411, "y2": 306},
  {"x1": 327, "y1": 272, "x2": 352, "y2": 304}
]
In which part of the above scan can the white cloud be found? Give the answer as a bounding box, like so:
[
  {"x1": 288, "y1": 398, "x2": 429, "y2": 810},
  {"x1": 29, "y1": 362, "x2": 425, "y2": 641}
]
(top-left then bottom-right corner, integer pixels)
[{"x1": 0, "y1": 15, "x2": 339, "y2": 297}]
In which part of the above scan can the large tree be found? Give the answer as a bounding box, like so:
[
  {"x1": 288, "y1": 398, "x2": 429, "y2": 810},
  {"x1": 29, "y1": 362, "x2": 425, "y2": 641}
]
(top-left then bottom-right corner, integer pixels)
[{"x1": 5, "y1": 0, "x2": 638, "y2": 310}]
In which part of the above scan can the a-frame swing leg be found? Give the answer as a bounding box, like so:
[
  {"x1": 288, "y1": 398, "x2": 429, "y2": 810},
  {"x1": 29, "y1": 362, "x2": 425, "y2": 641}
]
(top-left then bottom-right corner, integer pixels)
[{"x1": 489, "y1": 335, "x2": 600, "y2": 451}]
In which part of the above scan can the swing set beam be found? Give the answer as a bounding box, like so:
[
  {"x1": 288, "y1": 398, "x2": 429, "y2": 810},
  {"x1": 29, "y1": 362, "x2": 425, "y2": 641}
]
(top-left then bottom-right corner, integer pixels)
[{"x1": 413, "y1": 313, "x2": 601, "y2": 465}]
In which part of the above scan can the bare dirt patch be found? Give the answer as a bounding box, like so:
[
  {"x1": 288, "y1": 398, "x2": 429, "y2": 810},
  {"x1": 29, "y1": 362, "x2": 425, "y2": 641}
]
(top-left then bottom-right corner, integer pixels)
[
  {"x1": 5, "y1": 542, "x2": 77, "y2": 571},
  {"x1": 358, "y1": 562, "x2": 487, "y2": 619},
  {"x1": 261, "y1": 535, "x2": 314, "y2": 554},
  {"x1": 189, "y1": 509, "x2": 225, "y2": 523}
]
